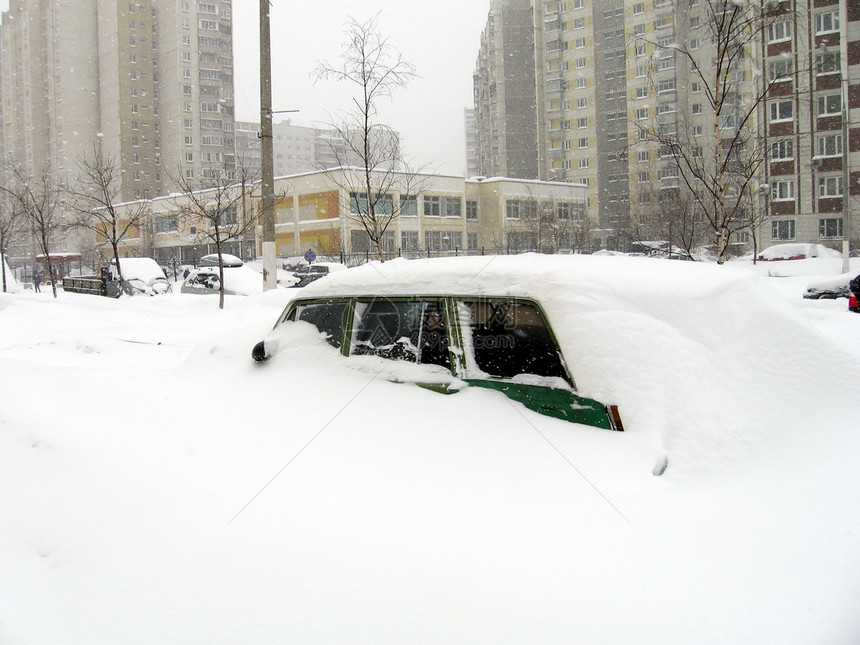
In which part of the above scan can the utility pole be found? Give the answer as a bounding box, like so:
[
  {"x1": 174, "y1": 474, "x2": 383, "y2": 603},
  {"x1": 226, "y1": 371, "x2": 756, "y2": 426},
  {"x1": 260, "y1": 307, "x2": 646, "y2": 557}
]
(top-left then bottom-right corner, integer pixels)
[{"x1": 259, "y1": 0, "x2": 277, "y2": 290}]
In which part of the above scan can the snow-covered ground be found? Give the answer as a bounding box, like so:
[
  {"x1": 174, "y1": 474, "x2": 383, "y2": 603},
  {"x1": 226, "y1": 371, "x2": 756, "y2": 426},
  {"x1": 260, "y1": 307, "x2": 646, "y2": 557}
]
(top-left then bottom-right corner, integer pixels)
[{"x1": 1, "y1": 254, "x2": 858, "y2": 644}]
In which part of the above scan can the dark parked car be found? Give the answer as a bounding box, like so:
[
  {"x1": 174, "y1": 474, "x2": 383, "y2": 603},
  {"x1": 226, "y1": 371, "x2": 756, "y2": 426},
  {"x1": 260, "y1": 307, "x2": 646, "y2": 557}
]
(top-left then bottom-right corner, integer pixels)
[
  {"x1": 290, "y1": 262, "x2": 347, "y2": 287},
  {"x1": 850, "y1": 273, "x2": 860, "y2": 313}
]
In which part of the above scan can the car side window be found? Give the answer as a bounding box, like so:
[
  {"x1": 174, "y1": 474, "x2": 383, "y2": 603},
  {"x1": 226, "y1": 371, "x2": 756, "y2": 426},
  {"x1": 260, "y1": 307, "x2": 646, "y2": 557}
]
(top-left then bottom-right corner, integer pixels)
[
  {"x1": 459, "y1": 300, "x2": 569, "y2": 383},
  {"x1": 351, "y1": 299, "x2": 449, "y2": 368},
  {"x1": 288, "y1": 302, "x2": 349, "y2": 348}
]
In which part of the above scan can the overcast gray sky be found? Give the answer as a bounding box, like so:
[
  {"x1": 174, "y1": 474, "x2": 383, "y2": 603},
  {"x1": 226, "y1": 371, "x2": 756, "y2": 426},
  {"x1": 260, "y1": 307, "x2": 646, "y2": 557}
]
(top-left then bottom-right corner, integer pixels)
[
  {"x1": 0, "y1": 0, "x2": 490, "y2": 176},
  {"x1": 232, "y1": 1, "x2": 490, "y2": 175}
]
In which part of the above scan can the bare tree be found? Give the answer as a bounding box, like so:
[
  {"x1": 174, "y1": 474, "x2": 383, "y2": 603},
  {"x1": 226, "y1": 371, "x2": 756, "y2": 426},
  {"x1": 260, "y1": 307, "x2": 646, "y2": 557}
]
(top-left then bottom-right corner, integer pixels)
[
  {"x1": 0, "y1": 195, "x2": 20, "y2": 292},
  {"x1": 314, "y1": 14, "x2": 422, "y2": 261},
  {"x1": 64, "y1": 145, "x2": 149, "y2": 288},
  {"x1": 631, "y1": 187, "x2": 708, "y2": 260},
  {"x1": 0, "y1": 160, "x2": 64, "y2": 297},
  {"x1": 633, "y1": 0, "x2": 806, "y2": 263},
  {"x1": 169, "y1": 164, "x2": 256, "y2": 309}
]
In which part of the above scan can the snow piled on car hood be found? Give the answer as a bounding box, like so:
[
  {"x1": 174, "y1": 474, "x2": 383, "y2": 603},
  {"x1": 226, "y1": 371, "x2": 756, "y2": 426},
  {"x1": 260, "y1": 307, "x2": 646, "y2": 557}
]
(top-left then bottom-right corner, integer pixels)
[{"x1": 114, "y1": 257, "x2": 167, "y2": 284}]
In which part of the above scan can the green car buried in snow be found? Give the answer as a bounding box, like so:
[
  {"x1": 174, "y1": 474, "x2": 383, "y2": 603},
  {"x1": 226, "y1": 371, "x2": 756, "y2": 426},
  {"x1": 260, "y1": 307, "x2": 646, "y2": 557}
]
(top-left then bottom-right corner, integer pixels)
[{"x1": 252, "y1": 272, "x2": 623, "y2": 433}]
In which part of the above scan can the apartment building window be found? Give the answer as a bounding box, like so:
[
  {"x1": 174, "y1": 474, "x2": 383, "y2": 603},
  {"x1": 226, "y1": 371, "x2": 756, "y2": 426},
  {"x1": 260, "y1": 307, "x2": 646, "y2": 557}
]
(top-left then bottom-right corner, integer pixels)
[
  {"x1": 638, "y1": 151, "x2": 650, "y2": 163},
  {"x1": 401, "y1": 230, "x2": 419, "y2": 251},
  {"x1": 184, "y1": 136, "x2": 193, "y2": 145},
  {"x1": 576, "y1": 77, "x2": 587, "y2": 88},
  {"x1": 181, "y1": 1, "x2": 189, "y2": 9},
  {"x1": 578, "y1": 137, "x2": 588, "y2": 148},
  {"x1": 691, "y1": 82, "x2": 702, "y2": 93},
  {"x1": 635, "y1": 44, "x2": 646, "y2": 57},
  {"x1": 691, "y1": 103, "x2": 703, "y2": 115},
  {"x1": 424, "y1": 195, "x2": 441, "y2": 216},
  {"x1": 633, "y1": 3, "x2": 644, "y2": 14},
  {"x1": 815, "y1": 10, "x2": 840, "y2": 35},
  {"x1": 636, "y1": 64, "x2": 648, "y2": 78},
  {"x1": 562, "y1": 160, "x2": 573, "y2": 170},
  {"x1": 579, "y1": 158, "x2": 589, "y2": 169},
  {"x1": 656, "y1": 57, "x2": 675, "y2": 71},
  {"x1": 637, "y1": 107, "x2": 648, "y2": 120},
  {"x1": 771, "y1": 180, "x2": 795, "y2": 201},
  {"x1": 818, "y1": 94, "x2": 842, "y2": 116},
  {"x1": 639, "y1": 172, "x2": 649, "y2": 183},
  {"x1": 634, "y1": 24, "x2": 645, "y2": 35},
  {"x1": 655, "y1": 18, "x2": 671, "y2": 29},
  {"x1": 689, "y1": 16, "x2": 699, "y2": 27},
  {"x1": 562, "y1": 140, "x2": 572, "y2": 150},
  {"x1": 182, "y1": 35, "x2": 191, "y2": 45},
  {"x1": 769, "y1": 100, "x2": 793, "y2": 123},
  {"x1": 816, "y1": 52, "x2": 841, "y2": 76},
  {"x1": 185, "y1": 152, "x2": 194, "y2": 162},
  {"x1": 182, "y1": 18, "x2": 190, "y2": 28},
  {"x1": 690, "y1": 38, "x2": 700, "y2": 49},
  {"x1": 184, "y1": 118, "x2": 193, "y2": 128},
  {"x1": 818, "y1": 176, "x2": 843, "y2": 198},
  {"x1": 771, "y1": 219, "x2": 795, "y2": 240},
  {"x1": 561, "y1": 120, "x2": 571, "y2": 130},
  {"x1": 199, "y1": 19, "x2": 218, "y2": 30},
  {"x1": 577, "y1": 117, "x2": 588, "y2": 128},
  {"x1": 198, "y1": 2, "x2": 217, "y2": 13},
  {"x1": 768, "y1": 59, "x2": 793, "y2": 82},
  {"x1": 505, "y1": 200, "x2": 521, "y2": 219},
  {"x1": 576, "y1": 57, "x2": 586, "y2": 68},
  {"x1": 768, "y1": 20, "x2": 792, "y2": 43},
  {"x1": 575, "y1": 37, "x2": 586, "y2": 48},
  {"x1": 442, "y1": 197, "x2": 462, "y2": 217},
  {"x1": 771, "y1": 139, "x2": 794, "y2": 161},
  {"x1": 657, "y1": 79, "x2": 675, "y2": 93},
  {"x1": 185, "y1": 170, "x2": 194, "y2": 179},
  {"x1": 636, "y1": 87, "x2": 648, "y2": 99},
  {"x1": 572, "y1": 0, "x2": 583, "y2": 9},
  {"x1": 816, "y1": 133, "x2": 843, "y2": 157},
  {"x1": 183, "y1": 68, "x2": 191, "y2": 79},
  {"x1": 657, "y1": 102, "x2": 675, "y2": 115},
  {"x1": 465, "y1": 200, "x2": 478, "y2": 221},
  {"x1": 576, "y1": 97, "x2": 587, "y2": 109},
  {"x1": 819, "y1": 218, "x2": 843, "y2": 239},
  {"x1": 574, "y1": 18, "x2": 585, "y2": 29},
  {"x1": 692, "y1": 146, "x2": 702, "y2": 158},
  {"x1": 132, "y1": 153, "x2": 140, "y2": 164}
]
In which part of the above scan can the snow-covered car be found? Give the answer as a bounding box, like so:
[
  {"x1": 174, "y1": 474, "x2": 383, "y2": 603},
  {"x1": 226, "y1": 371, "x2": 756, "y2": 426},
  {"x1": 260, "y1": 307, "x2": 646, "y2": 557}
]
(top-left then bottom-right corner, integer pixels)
[
  {"x1": 109, "y1": 258, "x2": 171, "y2": 296},
  {"x1": 180, "y1": 265, "x2": 265, "y2": 296},
  {"x1": 802, "y1": 269, "x2": 860, "y2": 300},
  {"x1": 198, "y1": 253, "x2": 244, "y2": 268},
  {"x1": 757, "y1": 243, "x2": 842, "y2": 262},
  {"x1": 290, "y1": 261, "x2": 347, "y2": 287},
  {"x1": 252, "y1": 256, "x2": 623, "y2": 431}
]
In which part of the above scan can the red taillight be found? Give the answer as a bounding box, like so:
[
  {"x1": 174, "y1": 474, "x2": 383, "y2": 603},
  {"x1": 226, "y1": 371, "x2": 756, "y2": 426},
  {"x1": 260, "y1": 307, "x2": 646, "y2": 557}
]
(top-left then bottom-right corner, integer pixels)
[
  {"x1": 849, "y1": 296, "x2": 860, "y2": 312},
  {"x1": 607, "y1": 405, "x2": 625, "y2": 432}
]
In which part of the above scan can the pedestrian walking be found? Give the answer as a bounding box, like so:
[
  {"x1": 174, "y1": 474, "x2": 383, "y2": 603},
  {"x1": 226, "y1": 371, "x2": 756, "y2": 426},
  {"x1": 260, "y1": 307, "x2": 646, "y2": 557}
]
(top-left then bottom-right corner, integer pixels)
[{"x1": 32, "y1": 265, "x2": 41, "y2": 292}]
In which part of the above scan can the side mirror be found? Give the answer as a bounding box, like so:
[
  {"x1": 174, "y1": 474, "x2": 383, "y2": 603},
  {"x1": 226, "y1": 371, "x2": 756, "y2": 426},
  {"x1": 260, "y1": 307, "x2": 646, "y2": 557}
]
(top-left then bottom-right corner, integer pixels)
[{"x1": 251, "y1": 340, "x2": 268, "y2": 362}]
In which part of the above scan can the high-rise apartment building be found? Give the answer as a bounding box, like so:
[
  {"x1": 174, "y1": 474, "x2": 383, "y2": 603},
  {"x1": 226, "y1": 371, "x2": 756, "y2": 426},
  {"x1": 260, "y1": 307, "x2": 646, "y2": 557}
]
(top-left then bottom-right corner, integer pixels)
[
  {"x1": 473, "y1": 0, "x2": 539, "y2": 180},
  {"x1": 473, "y1": 0, "x2": 858, "y2": 253},
  {"x1": 234, "y1": 120, "x2": 402, "y2": 180},
  {"x1": 0, "y1": 0, "x2": 235, "y2": 204}
]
